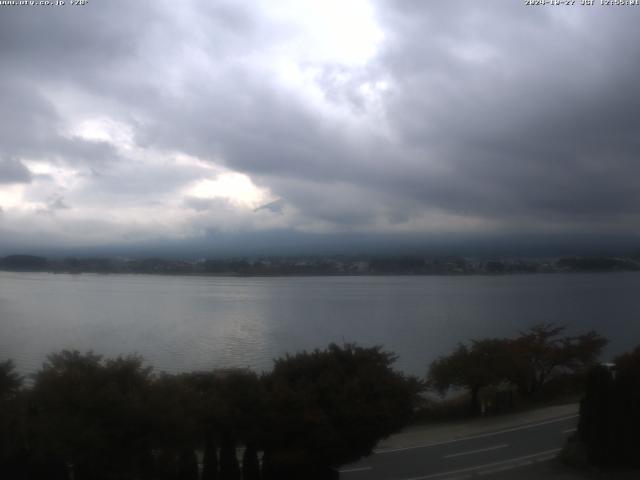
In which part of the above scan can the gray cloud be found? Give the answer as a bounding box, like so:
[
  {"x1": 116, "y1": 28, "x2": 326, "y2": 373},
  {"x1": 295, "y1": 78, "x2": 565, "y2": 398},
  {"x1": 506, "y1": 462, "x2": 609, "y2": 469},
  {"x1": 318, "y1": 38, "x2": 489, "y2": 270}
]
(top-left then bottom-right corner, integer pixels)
[
  {"x1": 35, "y1": 195, "x2": 71, "y2": 216},
  {"x1": 369, "y1": 2, "x2": 640, "y2": 225},
  {"x1": 49, "y1": 196, "x2": 70, "y2": 211},
  {"x1": 0, "y1": 157, "x2": 32, "y2": 184},
  {"x1": 254, "y1": 199, "x2": 285, "y2": 214},
  {"x1": 1, "y1": 1, "x2": 640, "y2": 251},
  {"x1": 184, "y1": 196, "x2": 234, "y2": 212}
]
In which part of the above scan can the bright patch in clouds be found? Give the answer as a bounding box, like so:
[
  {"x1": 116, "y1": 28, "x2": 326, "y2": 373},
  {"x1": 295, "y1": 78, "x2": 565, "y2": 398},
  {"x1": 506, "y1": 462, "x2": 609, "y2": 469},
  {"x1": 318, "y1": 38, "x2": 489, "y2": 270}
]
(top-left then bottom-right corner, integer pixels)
[
  {"x1": 187, "y1": 172, "x2": 271, "y2": 209},
  {"x1": 263, "y1": 0, "x2": 388, "y2": 125},
  {"x1": 25, "y1": 161, "x2": 82, "y2": 188},
  {"x1": 0, "y1": 184, "x2": 24, "y2": 210},
  {"x1": 263, "y1": 0, "x2": 384, "y2": 65},
  {"x1": 70, "y1": 118, "x2": 134, "y2": 149}
]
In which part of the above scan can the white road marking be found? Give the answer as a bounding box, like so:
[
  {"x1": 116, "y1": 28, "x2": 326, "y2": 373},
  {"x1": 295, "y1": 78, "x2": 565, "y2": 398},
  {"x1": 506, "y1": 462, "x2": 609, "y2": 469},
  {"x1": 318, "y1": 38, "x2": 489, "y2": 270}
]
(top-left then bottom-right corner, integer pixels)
[
  {"x1": 444, "y1": 444, "x2": 508, "y2": 459},
  {"x1": 477, "y1": 454, "x2": 557, "y2": 476},
  {"x1": 402, "y1": 448, "x2": 561, "y2": 480},
  {"x1": 562, "y1": 428, "x2": 577, "y2": 434},
  {"x1": 339, "y1": 466, "x2": 373, "y2": 473},
  {"x1": 376, "y1": 414, "x2": 578, "y2": 454}
]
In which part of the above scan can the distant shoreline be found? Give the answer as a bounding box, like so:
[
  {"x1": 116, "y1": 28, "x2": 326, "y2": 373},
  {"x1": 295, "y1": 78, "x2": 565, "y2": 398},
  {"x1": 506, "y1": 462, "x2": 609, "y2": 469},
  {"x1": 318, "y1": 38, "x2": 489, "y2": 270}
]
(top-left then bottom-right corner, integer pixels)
[
  {"x1": 1, "y1": 268, "x2": 639, "y2": 279},
  {"x1": 1, "y1": 253, "x2": 639, "y2": 277}
]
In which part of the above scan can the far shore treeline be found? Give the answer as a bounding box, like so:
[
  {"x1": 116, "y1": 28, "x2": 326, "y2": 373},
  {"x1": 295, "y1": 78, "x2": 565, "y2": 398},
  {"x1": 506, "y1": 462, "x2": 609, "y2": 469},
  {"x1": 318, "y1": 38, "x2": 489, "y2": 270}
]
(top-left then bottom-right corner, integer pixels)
[
  {"x1": 1, "y1": 327, "x2": 638, "y2": 479},
  {"x1": 1, "y1": 254, "x2": 640, "y2": 276}
]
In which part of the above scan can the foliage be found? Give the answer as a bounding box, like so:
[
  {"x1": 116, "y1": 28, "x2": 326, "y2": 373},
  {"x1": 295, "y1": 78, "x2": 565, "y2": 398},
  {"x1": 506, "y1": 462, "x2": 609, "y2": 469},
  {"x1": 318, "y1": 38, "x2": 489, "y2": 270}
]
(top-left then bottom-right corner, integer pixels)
[
  {"x1": 0, "y1": 360, "x2": 26, "y2": 479},
  {"x1": 147, "y1": 373, "x2": 201, "y2": 451},
  {"x1": 201, "y1": 432, "x2": 219, "y2": 480},
  {"x1": 219, "y1": 432, "x2": 241, "y2": 480},
  {"x1": 0, "y1": 359, "x2": 23, "y2": 399},
  {"x1": 0, "y1": 342, "x2": 421, "y2": 479},
  {"x1": 30, "y1": 350, "x2": 155, "y2": 480},
  {"x1": 427, "y1": 324, "x2": 607, "y2": 415},
  {"x1": 241, "y1": 444, "x2": 260, "y2": 480},
  {"x1": 262, "y1": 343, "x2": 422, "y2": 477},
  {"x1": 428, "y1": 339, "x2": 511, "y2": 414},
  {"x1": 577, "y1": 345, "x2": 640, "y2": 468},
  {"x1": 508, "y1": 324, "x2": 607, "y2": 396}
]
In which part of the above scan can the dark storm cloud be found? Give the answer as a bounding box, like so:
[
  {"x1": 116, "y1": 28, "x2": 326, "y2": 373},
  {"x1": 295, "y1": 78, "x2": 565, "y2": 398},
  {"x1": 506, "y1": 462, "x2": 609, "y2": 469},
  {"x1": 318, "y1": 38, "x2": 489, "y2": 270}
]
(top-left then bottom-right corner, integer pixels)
[
  {"x1": 2, "y1": 0, "x2": 640, "y2": 250},
  {"x1": 366, "y1": 1, "x2": 640, "y2": 228}
]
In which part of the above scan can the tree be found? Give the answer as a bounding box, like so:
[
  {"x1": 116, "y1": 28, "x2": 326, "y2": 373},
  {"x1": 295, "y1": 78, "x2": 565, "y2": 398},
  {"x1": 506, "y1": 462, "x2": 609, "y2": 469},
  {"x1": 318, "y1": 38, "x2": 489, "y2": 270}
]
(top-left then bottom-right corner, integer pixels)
[
  {"x1": 428, "y1": 339, "x2": 511, "y2": 415},
  {"x1": 202, "y1": 432, "x2": 219, "y2": 480},
  {"x1": 578, "y1": 365, "x2": 615, "y2": 465},
  {"x1": 262, "y1": 343, "x2": 422, "y2": 479},
  {"x1": 0, "y1": 360, "x2": 26, "y2": 480},
  {"x1": 30, "y1": 350, "x2": 155, "y2": 480},
  {"x1": 219, "y1": 431, "x2": 241, "y2": 480},
  {"x1": 184, "y1": 369, "x2": 265, "y2": 480},
  {"x1": 609, "y1": 345, "x2": 640, "y2": 466},
  {"x1": 0, "y1": 360, "x2": 23, "y2": 399},
  {"x1": 177, "y1": 448, "x2": 199, "y2": 480},
  {"x1": 428, "y1": 325, "x2": 607, "y2": 414},
  {"x1": 509, "y1": 324, "x2": 607, "y2": 396},
  {"x1": 242, "y1": 443, "x2": 260, "y2": 480},
  {"x1": 576, "y1": 345, "x2": 640, "y2": 467},
  {"x1": 146, "y1": 372, "x2": 203, "y2": 480}
]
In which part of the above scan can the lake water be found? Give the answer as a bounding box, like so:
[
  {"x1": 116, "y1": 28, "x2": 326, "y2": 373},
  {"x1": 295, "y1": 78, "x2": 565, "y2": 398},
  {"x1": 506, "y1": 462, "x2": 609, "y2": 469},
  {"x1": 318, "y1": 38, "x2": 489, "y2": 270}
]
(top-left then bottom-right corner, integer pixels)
[{"x1": 1, "y1": 271, "x2": 639, "y2": 377}]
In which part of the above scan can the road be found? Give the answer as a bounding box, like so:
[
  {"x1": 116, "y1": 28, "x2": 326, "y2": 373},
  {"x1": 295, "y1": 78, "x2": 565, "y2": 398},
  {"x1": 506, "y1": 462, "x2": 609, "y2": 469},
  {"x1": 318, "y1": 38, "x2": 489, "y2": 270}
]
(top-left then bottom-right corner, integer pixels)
[{"x1": 339, "y1": 414, "x2": 578, "y2": 480}]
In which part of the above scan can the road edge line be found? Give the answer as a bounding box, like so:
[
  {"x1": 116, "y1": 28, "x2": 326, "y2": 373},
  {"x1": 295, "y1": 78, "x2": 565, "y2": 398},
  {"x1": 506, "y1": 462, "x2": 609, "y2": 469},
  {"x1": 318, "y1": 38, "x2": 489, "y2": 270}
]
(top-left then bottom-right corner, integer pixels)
[
  {"x1": 402, "y1": 448, "x2": 562, "y2": 480},
  {"x1": 376, "y1": 414, "x2": 578, "y2": 454}
]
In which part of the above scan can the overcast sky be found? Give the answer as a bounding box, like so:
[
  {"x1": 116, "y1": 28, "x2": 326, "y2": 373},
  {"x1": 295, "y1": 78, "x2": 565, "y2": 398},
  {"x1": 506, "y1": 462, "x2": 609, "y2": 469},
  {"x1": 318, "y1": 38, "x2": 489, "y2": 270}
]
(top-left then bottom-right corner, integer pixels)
[{"x1": 1, "y1": 0, "x2": 640, "y2": 254}]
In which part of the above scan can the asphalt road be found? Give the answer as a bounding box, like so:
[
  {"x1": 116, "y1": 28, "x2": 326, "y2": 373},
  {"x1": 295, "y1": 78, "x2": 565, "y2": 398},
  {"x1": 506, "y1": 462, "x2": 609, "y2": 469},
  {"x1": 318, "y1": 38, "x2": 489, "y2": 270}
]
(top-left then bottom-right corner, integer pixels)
[{"x1": 339, "y1": 414, "x2": 578, "y2": 480}]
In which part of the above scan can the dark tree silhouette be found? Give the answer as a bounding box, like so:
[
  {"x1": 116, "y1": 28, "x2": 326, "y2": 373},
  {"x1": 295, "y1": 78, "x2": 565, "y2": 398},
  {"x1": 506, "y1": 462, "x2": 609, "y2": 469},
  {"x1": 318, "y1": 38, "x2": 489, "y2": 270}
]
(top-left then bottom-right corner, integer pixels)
[
  {"x1": 177, "y1": 448, "x2": 199, "y2": 480},
  {"x1": 202, "y1": 432, "x2": 219, "y2": 480},
  {"x1": 0, "y1": 360, "x2": 23, "y2": 399},
  {"x1": 242, "y1": 443, "x2": 260, "y2": 480},
  {"x1": 428, "y1": 339, "x2": 511, "y2": 415},
  {"x1": 578, "y1": 365, "x2": 615, "y2": 465},
  {"x1": 576, "y1": 345, "x2": 640, "y2": 467},
  {"x1": 509, "y1": 324, "x2": 607, "y2": 396},
  {"x1": 184, "y1": 369, "x2": 264, "y2": 480},
  {"x1": 612, "y1": 345, "x2": 640, "y2": 466},
  {"x1": 428, "y1": 324, "x2": 608, "y2": 415},
  {"x1": 0, "y1": 360, "x2": 27, "y2": 480},
  {"x1": 30, "y1": 351, "x2": 155, "y2": 480},
  {"x1": 262, "y1": 343, "x2": 422, "y2": 478},
  {"x1": 219, "y1": 432, "x2": 241, "y2": 480}
]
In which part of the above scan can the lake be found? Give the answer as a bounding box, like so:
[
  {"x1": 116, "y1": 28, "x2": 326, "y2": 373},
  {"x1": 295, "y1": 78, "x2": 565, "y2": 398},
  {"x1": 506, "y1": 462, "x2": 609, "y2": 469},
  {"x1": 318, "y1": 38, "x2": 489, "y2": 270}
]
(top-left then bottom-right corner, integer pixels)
[{"x1": 1, "y1": 271, "x2": 639, "y2": 377}]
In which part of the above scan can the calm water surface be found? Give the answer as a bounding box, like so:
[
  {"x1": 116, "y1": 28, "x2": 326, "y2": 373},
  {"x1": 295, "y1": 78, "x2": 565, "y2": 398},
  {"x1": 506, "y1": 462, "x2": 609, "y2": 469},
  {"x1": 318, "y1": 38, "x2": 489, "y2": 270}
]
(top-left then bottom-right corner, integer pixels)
[{"x1": 1, "y1": 271, "x2": 639, "y2": 376}]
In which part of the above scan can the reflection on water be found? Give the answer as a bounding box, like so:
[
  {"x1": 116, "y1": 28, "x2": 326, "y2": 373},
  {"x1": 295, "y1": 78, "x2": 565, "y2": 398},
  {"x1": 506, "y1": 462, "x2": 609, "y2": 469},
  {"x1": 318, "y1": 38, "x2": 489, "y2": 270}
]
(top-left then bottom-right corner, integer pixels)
[{"x1": 1, "y1": 271, "x2": 639, "y2": 376}]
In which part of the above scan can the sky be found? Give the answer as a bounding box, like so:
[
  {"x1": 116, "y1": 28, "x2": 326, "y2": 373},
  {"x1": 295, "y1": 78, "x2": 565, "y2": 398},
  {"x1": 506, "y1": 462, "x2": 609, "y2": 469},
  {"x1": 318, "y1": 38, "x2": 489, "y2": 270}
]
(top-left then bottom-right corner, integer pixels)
[{"x1": 1, "y1": 0, "x2": 640, "y2": 256}]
